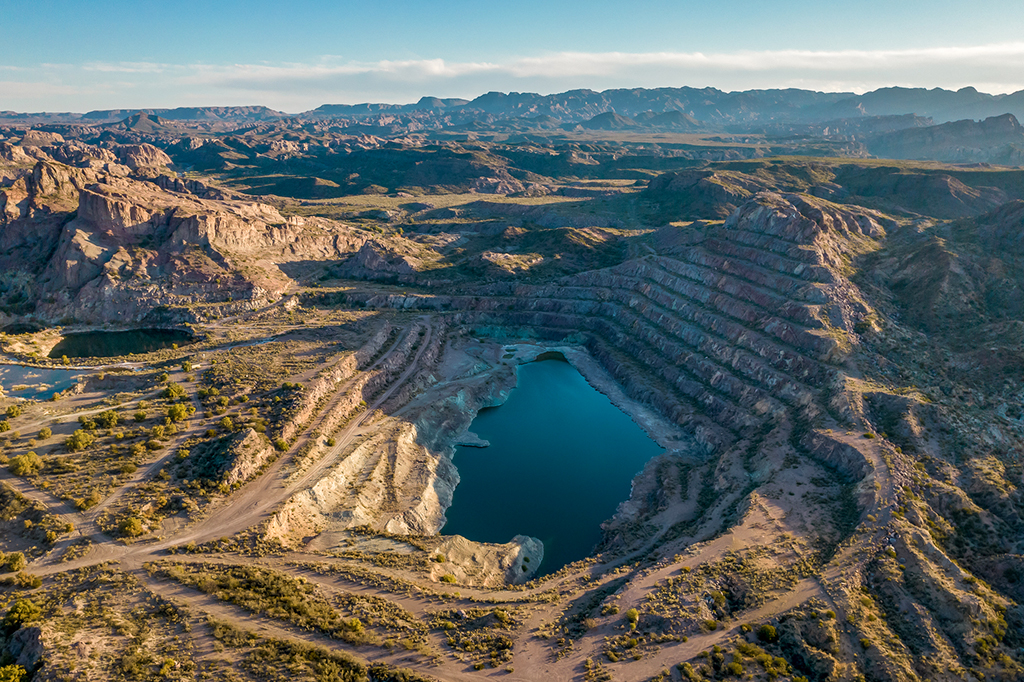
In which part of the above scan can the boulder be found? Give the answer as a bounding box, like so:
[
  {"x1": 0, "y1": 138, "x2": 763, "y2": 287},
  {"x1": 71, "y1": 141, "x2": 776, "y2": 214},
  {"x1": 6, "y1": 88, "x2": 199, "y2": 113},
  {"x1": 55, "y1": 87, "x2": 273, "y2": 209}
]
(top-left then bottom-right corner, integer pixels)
[{"x1": 7, "y1": 625, "x2": 44, "y2": 669}]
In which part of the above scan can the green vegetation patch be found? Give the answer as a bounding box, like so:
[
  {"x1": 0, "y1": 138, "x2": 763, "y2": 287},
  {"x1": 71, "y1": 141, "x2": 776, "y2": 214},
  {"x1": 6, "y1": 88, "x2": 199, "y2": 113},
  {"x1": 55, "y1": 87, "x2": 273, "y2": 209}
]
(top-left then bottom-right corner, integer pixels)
[{"x1": 150, "y1": 562, "x2": 378, "y2": 646}]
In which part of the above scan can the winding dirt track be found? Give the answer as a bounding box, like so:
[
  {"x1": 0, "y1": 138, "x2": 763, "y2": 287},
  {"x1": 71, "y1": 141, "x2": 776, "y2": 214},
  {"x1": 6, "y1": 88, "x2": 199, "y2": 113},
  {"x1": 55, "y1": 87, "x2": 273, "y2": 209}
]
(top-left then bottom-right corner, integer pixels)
[{"x1": 23, "y1": 317, "x2": 433, "y2": 571}]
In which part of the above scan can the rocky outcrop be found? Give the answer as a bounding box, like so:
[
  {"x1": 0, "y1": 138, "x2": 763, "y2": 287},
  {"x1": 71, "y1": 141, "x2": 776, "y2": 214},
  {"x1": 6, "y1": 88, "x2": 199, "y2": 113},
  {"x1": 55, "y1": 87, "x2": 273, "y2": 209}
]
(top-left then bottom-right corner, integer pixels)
[
  {"x1": 643, "y1": 169, "x2": 770, "y2": 219},
  {"x1": 6, "y1": 625, "x2": 44, "y2": 669},
  {"x1": 0, "y1": 141, "x2": 33, "y2": 165},
  {"x1": 116, "y1": 143, "x2": 172, "y2": 170},
  {"x1": 183, "y1": 428, "x2": 276, "y2": 487},
  {"x1": 19, "y1": 130, "x2": 64, "y2": 147},
  {"x1": 0, "y1": 162, "x2": 108, "y2": 273},
  {"x1": 799, "y1": 430, "x2": 871, "y2": 481},
  {"x1": 335, "y1": 240, "x2": 421, "y2": 281},
  {"x1": 222, "y1": 429, "x2": 277, "y2": 486},
  {"x1": 431, "y1": 534, "x2": 543, "y2": 586}
]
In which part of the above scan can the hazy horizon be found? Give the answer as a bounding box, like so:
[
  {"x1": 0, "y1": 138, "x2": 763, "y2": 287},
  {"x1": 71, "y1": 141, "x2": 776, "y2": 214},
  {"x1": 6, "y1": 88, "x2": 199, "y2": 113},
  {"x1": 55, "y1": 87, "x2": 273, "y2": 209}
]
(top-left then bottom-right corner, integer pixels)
[{"x1": 3, "y1": 0, "x2": 1024, "y2": 111}]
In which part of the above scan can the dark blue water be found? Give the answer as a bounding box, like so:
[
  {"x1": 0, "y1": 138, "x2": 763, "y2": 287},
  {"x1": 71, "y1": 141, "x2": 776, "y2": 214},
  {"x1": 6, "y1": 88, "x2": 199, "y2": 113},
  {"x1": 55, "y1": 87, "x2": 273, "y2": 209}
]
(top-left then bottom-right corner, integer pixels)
[
  {"x1": 0, "y1": 365, "x2": 87, "y2": 400},
  {"x1": 48, "y1": 329, "x2": 194, "y2": 359},
  {"x1": 443, "y1": 356, "x2": 664, "y2": 575}
]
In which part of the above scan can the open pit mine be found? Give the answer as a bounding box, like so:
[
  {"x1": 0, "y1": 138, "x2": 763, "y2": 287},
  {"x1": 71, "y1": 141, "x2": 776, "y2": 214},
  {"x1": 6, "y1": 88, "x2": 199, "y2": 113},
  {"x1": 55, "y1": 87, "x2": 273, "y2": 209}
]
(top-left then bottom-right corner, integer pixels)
[{"x1": 0, "y1": 89, "x2": 1023, "y2": 681}]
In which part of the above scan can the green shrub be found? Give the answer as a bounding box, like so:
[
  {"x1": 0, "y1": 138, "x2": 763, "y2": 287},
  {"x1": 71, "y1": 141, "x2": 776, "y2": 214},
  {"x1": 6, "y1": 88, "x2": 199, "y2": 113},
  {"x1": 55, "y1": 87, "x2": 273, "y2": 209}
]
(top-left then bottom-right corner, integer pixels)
[
  {"x1": 5, "y1": 405, "x2": 22, "y2": 419},
  {"x1": 163, "y1": 383, "x2": 186, "y2": 400},
  {"x1": 37, "y1": 427, "x2": 51, "y2": 440},
  {"x1": 757, "y1": 624, "x2": 778, "y2": 643},
  {"x1": 2, "y1": 599, "x2": 40, "y2": 629},
  {"x1": 5, "y1": 553, "x2": 26, "y2": 572},
  {"x1": 274, "y1": 438, "x2": 288, "y2": 451},
  {"x1": 96, "y1": 410, "x2": 119, "y2": 428},
  {"x1": 0, "y1": 421, "x2": 8, "y2": 433},
  {"x1": 625, "y1": 608, "x2": 639, "y2": 626},
  {"x1": 167, "y1": 403, "x2": 191, "y2": 422},
  {"x1": 75, "y1": 491, "x2": 101, "y2": 511},
  {"x1": 8, "y1": 452, "x2": 42, "y2": 476},
  {"x1": 13, "y1": 573, "x2": 40, "y2": 589},
  {"x1": 134, "y1": 411, "x2": 147, "y2": 422},
  {"x1": 0, "y1": 664, "x2": 27, "y2": 682},
  {"x1": 161, "y1": 564, "x2": 377, "y2": 648},
  {"x1": 64, "y1": 429, "x2": 95, "y2": 453},
  {"x1": 119, "y1": 516, "x2": 145, "y2": 538},
  {"x1": 440, "y1": 574, "x2": 456, "y2": 584}
]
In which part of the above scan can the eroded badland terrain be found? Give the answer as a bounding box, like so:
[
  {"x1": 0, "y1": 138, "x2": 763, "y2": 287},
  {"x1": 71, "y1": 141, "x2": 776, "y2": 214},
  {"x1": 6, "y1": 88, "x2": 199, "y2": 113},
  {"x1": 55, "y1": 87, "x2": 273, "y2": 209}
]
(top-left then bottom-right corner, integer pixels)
[{"x1": 0, "y1": 88, "x2": 1024, "y2": 681}]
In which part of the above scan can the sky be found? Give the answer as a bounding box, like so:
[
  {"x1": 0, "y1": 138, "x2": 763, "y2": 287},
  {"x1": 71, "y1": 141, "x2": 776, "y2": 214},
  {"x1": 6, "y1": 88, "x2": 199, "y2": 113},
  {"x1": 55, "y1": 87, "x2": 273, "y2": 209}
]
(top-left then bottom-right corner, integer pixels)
[{"x1": 2, "y1": 0, "x2": 1024, "y2": 112}]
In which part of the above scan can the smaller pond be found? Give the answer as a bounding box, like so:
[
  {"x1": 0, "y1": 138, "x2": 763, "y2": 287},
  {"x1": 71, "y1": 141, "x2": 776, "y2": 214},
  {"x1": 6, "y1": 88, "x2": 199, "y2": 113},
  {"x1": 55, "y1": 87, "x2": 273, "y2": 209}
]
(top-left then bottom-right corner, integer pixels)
[
  {"x1": 443, "y1": 353, "x2": 665, "y2": 575},
  {"x1": 0, "y1": 364, "x2": 87, "y2": 401},
  {"x1": 48, "y1": 329, "x2": 194, "y2": 359},
  {"x1": 1, "y1": 322, "x2": 46, "y2": 335}
]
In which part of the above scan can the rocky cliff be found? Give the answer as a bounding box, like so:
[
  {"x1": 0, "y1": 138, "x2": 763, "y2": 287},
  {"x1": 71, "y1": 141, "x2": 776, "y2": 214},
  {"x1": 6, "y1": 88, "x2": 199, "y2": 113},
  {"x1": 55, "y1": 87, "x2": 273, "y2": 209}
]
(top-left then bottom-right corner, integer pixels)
[{"x1": 0, "y1": 138, "x2": 371, "y2": 323}]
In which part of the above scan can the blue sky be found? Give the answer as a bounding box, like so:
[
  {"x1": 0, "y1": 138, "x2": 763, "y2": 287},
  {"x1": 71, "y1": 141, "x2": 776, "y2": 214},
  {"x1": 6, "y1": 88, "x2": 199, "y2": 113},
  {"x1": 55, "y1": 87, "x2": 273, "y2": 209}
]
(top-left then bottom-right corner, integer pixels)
[{"x1": 3, "y1": 0, "x2": 1024, "y2": 112}]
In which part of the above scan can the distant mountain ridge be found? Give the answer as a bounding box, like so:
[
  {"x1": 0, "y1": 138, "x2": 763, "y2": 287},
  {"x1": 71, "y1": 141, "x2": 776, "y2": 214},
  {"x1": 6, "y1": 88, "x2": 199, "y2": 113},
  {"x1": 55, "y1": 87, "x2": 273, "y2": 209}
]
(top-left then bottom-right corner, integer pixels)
[
  {"x1": 3, "y1": 85, "x2": 1024, "y2": 128},
  {"x1": 79, "y1": 105, "x2": 287, "y2": 122},
  {"x1": 868, "y1": 113, "x2": 1024, "y2": 164},
  {"x1": 299, "y1": 86, "x2": 1024, "y2": 125}
]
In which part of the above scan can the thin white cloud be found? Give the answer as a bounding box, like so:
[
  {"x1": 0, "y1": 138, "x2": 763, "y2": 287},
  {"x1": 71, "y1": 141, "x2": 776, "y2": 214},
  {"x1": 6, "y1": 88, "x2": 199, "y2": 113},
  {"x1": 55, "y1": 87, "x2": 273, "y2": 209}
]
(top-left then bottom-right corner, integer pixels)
[
  {"x1": 83, "y1": 62, "x2": 173, "y2": 74},
  {"x1": 3, "y1": 43, "x2": 1024, "y2": 111},
  {"x1": 167, "y1": 42, "x2": 1024, "y2": 86}
]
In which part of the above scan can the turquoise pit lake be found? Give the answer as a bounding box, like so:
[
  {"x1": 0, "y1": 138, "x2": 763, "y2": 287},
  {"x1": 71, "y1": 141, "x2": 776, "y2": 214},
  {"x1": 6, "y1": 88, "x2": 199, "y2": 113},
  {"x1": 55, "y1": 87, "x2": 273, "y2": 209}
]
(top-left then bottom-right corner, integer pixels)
[{"x1": 442, "y1": 354, "x2": 664, "y2": 575}]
